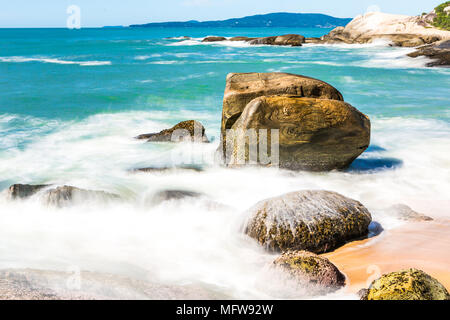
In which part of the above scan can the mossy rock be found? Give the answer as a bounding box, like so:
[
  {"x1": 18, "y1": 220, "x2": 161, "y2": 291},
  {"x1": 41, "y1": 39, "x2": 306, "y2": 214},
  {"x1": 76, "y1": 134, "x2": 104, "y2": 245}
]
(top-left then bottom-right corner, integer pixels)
[
  {"x1": 273, "y1": 251, "x2": 346, "y2": 295},
  {"x1": 360, "y1": 269, "x2": 450, "y2": 300},
  {"x1": 244, "y1": 190, "x2": 372, "y2": 253},
  {"x1": 136, "y1": 120, "x2": 209, "y2": 143}
]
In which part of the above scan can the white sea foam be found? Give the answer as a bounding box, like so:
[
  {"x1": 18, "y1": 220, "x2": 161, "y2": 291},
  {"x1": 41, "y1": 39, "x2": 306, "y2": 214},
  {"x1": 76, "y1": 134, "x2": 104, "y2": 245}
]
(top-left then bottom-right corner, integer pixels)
[
  {"x1": 0, "y1": 111, "x2": 449, "y2": 299},
  {"x1": 0, "y1": 56, "x2": 111, "y2": 66}
]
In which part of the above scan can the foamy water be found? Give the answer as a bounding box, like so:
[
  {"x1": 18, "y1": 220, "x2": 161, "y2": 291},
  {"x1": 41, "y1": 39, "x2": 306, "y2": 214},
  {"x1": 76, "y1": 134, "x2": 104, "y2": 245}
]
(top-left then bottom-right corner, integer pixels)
[{"x1": 0, "y1": 27, "x2": 449, "y2": 299}]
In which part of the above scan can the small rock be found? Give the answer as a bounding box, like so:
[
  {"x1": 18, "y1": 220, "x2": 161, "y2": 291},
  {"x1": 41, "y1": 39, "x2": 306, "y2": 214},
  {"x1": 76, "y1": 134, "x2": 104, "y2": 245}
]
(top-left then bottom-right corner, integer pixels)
[
  {"x1": 150, "y1": 190, "x2": 203, "y2": 205},
  {"x1": 202, "y1": 36, "x2": 226, "y2": 42},
  {"x1": 273, "y1": 251, "x2": 346, "y2": 295},
  {"x1": 136, "y1": 120, "x2": 209, "y2": 143},
  {"x1": 43, "y1": 186, "x2": 120, "y2": 208},
  {"x1": 387, "y1": 204, "x2": 433, "y2": 222}
]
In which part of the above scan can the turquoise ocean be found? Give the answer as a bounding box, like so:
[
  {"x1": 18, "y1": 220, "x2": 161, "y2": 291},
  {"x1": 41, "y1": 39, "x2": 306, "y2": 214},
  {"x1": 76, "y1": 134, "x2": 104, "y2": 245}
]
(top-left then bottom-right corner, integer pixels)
[{"x1": 0, "y1": 27, "x2": 449, "y2": 299}]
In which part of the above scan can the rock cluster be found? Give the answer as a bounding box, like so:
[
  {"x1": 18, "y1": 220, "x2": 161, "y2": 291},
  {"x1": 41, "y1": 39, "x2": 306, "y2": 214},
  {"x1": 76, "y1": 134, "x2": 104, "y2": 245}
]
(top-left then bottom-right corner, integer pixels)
[
  {"x1": 136, "y1": 120, "x2": 209, "y2": 143},
  {"x1": 202, "y1": 34, "x2": 306, "y2": 46}
]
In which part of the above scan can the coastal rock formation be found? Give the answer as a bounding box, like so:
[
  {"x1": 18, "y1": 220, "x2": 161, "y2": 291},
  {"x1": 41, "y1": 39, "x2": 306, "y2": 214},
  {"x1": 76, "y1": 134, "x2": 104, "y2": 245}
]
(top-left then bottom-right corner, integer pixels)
[
  {"x1": 319, "y1": 12, "x2": 450, "y2": 47},
  {"x1": 202, "y1": 36, "x2": 226, "y2": 42},
  {"x1": 407, "y1": 40, "x2": 450, "y2": 66},
  {"x1": 8, "y1": 184, "x2": 50, "y2": 199},
  {"x1": 43, "y1": 186, "x2": 119, "y2": 208},
  {"x1": 136, "y1": 120, "x2": 209, "y2": 143},
  {"x1": 360, "y1": 269, "x2": 450, "y2": 300},
  {"x1": 386, "y1": 204, "x2": 433, "y2": 222},
  {"x1": 273, "y1": 251, "x2": 346, "y2": 295},
  {"x1": 228, "y1": 95, "x2": 370, "y2": 171},
  {"x1": 150, "y1": 189, "x2": 203, "y2": 205},
  {"x1": 201, "y1": 34, "x2": 305, "y2": 46},
  {"x1": 219, "y1": 72, "x2": 344, "y2": 160},
  {"x1": 247, "y1": 34, "x2": 305, "y2": 46},
  {"x1": 244, "y1": 190, "x2": 372, "y2": 253}
]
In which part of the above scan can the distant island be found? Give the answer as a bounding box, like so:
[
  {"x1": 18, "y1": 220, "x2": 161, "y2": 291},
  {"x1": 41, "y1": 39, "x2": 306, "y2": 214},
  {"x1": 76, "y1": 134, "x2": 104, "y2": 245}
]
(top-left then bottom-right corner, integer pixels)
[{"x1": 128, "y1": 13, "x2": 352, "y2": 28}]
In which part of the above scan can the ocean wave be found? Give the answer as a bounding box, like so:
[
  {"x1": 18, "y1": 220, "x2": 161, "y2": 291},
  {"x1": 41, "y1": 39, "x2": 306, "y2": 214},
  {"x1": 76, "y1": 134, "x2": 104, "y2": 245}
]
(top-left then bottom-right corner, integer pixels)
[{"x1": 0, "y1": 56, "x2": 111, "y2": 66}]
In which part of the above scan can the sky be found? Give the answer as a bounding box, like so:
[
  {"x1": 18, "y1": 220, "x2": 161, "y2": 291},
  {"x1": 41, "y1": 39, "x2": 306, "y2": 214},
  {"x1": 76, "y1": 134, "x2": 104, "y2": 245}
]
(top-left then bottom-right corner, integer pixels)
[{"x1": 0, "y1": 0, "x2": 445, "y2": 28}]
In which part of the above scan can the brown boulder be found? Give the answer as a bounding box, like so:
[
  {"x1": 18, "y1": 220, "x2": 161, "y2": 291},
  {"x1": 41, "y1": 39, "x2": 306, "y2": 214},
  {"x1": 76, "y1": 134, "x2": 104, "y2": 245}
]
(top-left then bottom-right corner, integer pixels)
[
  {"x1": 407, "y1": 40, "x2": 450, "y2": 67},
  {"x1": 228, "y1": 95, "x2": 370, "y2": 171},
  {"x1": 247, "y1": 34, "x2": 305, "y2": 46},
  {"x1": 44, "y1": 186, "x2": 119, "y2": 208},
  {"x1": 273, "y1": 251, "x2": 346, "y2": 295},
  {"x1": 136, "y1": 120, "x2": 209, "y2": 143},
  {"x1": 218, "y1": 72, "x2": 344, "y2": 160}
]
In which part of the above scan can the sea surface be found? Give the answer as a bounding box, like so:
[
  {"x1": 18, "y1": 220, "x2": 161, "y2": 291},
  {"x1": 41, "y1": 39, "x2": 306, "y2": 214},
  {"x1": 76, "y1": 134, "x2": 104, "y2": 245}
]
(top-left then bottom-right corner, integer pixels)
[{"x1": 0, "y1": 27, "x2": 449, "y2": 299}]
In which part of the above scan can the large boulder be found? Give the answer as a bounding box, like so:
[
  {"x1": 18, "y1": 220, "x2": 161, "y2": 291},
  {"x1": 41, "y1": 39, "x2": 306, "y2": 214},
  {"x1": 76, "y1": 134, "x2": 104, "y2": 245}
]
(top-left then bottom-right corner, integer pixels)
[
  {"x1": 244, "y1": 190, "x2": 372, "y2": 253},
  {"x1": 8, "y1": 184, "x2": 50, "y2": 199},
  {"x1": 228, "y1": 95, "x2": 370, "y2": 171},
  {"x1": 219, "y1": 72, "x2": 344, "y2": 160},
  {"x1": 43, "y1": 186, "x2": 119, "y2": 208},
  {"x1": 273, "y1": 250, "x2": 346, "y2": 295},
  {"x1": 136, "y1": 120, "x2": 209, "y2": 143},
  {"x1": 150, "y1": 189, "x2": 203, "y2": 205},
  {"x1": 360, "y1": 269, "x2": 450, "y2": 300}
]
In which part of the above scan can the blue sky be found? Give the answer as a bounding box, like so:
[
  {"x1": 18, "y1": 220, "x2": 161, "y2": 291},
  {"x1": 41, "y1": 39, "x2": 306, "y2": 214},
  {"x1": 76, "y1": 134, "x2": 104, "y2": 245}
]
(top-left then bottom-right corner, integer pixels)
[{"x1": 0, "y1": 0, "x2": 444, "y2": 27}]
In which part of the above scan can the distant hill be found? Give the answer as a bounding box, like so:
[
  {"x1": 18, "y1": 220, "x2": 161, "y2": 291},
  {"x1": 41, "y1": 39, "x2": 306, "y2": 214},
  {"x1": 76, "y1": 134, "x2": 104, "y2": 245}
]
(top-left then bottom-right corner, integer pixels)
[{"x1": 129, "y1": 13, "x2": 352, "y2": 28}]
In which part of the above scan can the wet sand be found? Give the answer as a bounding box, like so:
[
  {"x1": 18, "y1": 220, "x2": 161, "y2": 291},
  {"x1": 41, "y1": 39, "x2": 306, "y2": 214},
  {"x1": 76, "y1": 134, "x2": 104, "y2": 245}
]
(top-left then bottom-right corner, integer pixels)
[{"x1": 323, "y1": 219, "x2": 450, "y2": 293}]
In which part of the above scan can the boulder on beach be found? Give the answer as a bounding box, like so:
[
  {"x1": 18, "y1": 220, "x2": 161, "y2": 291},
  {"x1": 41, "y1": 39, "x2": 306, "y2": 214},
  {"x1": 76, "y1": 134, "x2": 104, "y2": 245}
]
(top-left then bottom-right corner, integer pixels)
[
  {"x1": 273, "y1": 250, "x2": 346, "y2": 295},
  {"x1": 407, "y1": 40, "x2": 450, "y2": 67},
  {"x1": 244, "y1": 190, "x2": 372, "y2": 253},
  {"x1": 360, "y1": 269, "x2": 450, "y2": 300},
  {"x1": 8, "y1": 184, "x2": 50, "y2": 199},
  {"x1": 44, "y1": 186, "x2": 120, "y2": 208},
  {"x1": 228, "y1": 95, "x2": 370, "y2": 171},
  {"x1": 202, "y1": 36, "x2": 227, "y2": 42},
  {"x1": 136, "y1": 120, "x2": 209, "y2": 143},
  {"x1": 386, "y1": 204, "x2": 433, "y2": 222}
]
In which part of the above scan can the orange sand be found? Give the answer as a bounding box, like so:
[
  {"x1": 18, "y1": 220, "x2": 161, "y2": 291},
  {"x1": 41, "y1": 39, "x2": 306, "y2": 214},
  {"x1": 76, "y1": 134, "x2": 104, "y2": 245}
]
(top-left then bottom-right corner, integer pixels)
[{"x1": 323, "y1": 219, "x2": 450, "y2": 293}]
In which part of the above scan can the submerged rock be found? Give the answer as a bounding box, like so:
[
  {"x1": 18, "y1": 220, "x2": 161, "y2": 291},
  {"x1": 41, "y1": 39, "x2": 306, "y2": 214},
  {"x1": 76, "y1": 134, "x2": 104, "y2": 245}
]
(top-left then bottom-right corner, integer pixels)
[
  {"x1": 132, "y1": 165, "x2": 204, "y2": 173},
  {"x1": 136, "y1": 120, "x2": 209, "y2": 143},
  {"x1": 43, "y1": 186, "x2": 119, "y2": 208},
  {"x1": 8, "y1": 184, "x2": 50, "y2": 199},
  {"x1": 227, "y1": 95, "x2": 370, "y2": 171},
  {"x1": 273, "y1": 251, "x2": 346, "y2": 295},
  {"x1": 244, "y1": 190, "x2": 372, "y2": 253},
  {"x1": 229, "y1": 36, "x2": 254, "y2": 42},
  {"x1": 360, "y1": 269, "x2": 450, "y2": 300},
  {"x1": 202, "y1": 36, "x2": 227, "y2": 42},
  {"x1": 407, "y1": 40, "x2": 450, "y2": 67},
  {"x1": 386, "y1": 204, "x2": 433, "y2": 222},
  {"x1": 150, "y1": 189, "x2": 203, "y2": 205}
]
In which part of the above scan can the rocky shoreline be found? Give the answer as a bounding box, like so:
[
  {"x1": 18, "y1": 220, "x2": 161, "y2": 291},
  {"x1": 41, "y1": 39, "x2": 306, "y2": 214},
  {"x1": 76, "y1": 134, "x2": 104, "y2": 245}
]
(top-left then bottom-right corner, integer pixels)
[
  {"x1": 4, "y1": 68, "x2": 449, "y2": 300},
  {"x1": 196, "y1": 11, "x2": 450, "y2": 67}
]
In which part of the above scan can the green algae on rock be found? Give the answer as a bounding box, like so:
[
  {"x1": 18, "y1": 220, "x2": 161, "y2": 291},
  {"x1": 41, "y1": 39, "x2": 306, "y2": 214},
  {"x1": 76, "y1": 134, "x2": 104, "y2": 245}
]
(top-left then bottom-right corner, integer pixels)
[
  {"x1": 360, "y1": 268, "x2": 450, "y2": 300},
  {"x1": 244, "y1": 190, "x2": 372, "y2": 253},
  {"x1": 273, "y1": 251, "x2": 346, "y2": 295}
]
